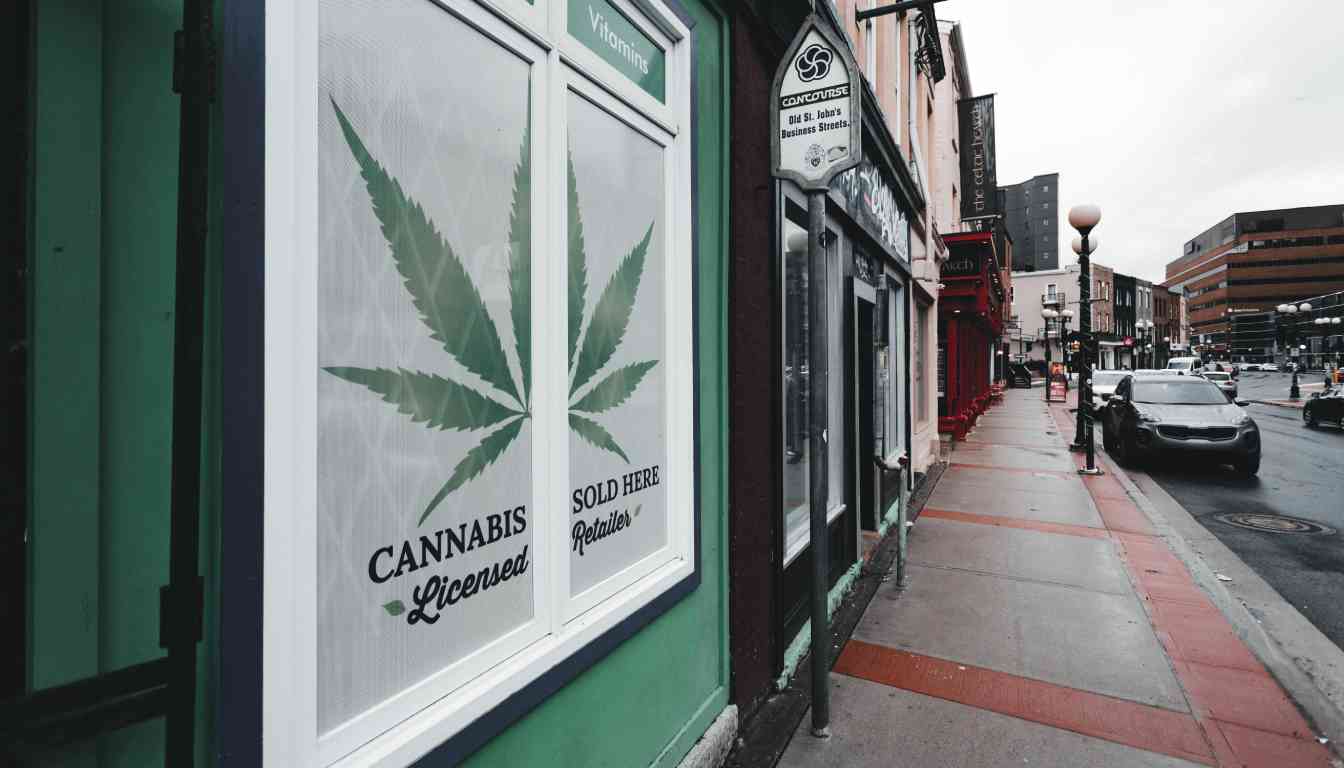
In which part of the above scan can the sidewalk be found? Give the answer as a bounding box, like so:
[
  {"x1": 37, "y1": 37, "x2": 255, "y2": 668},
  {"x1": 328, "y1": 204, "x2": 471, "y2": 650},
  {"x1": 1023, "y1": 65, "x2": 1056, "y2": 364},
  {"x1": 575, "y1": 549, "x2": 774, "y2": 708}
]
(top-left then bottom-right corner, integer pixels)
[{"x1": 778, "y1": 388, "x2": 1337, "y2": 768}]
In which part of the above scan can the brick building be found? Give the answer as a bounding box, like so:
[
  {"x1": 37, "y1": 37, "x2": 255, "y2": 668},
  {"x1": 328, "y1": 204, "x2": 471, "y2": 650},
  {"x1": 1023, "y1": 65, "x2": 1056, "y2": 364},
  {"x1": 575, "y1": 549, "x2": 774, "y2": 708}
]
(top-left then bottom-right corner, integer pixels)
[{"x1": 1164, "y1": 204, "x2": 1344, "y2": 353}]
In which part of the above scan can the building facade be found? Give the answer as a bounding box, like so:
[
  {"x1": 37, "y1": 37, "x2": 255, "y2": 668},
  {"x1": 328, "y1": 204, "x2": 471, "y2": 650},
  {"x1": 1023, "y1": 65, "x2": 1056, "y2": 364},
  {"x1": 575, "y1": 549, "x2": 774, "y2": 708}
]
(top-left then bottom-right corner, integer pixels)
[
  {"x1": 1165, "y1": 204, "x2": 1344, "y2": 355},
  {"x1": 1152, "y1": 285, "x2": 1185, "y2": 366},
  {"x1": 939, "y1": 229, "x2": 1009, "y2": 439},
  {"x1": 1134, "y1": 278, "x2": 1156, "y2": 368},
  {"x1": 1008, "y1": 266, "x2": 1080, "y2": 372},
  {"x1": 999, "y1": 172, "x2": 1060, "y2": 272},
  {"x1": 727, "y1": 0, "x2": 931, "y2": 731},
  {"x1": 1089, "y1": 261, "x2": 1118, "y2": 368},
  {"x1": 1114, "y1": 273, "x2": 1137, "y2": 369},
  {"x1": 8, "y1": 1, "x2": 734, "y2": 766}
]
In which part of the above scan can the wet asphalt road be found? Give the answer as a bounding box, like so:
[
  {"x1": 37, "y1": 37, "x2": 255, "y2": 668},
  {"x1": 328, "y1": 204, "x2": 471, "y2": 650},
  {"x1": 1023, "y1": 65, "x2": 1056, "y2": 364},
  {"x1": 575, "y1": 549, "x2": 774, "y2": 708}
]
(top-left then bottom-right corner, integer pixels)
[{"x1": 1137, "y1": 389, "x2": 1344, "y2": 651}]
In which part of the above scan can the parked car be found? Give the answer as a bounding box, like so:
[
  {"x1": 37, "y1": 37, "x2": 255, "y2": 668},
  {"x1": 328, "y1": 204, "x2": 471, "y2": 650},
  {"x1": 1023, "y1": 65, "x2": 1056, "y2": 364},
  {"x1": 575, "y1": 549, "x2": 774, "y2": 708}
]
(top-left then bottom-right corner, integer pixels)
[
  {"x1": 1241, "y1": 362, "x2": 1261, "y2": 372},
  {"x1": 1261, "y1": 362, "x2": 1279, "y2": 372},
  {"x1": 1165, "y1": 356, "x2": 1202, "y2": 375},
  {"x1": 1089, "y1": 370, "x2": 1130, "y2": 409},
  {"x1": 1303, "y1": 386, "x2": 1344, "y2": 429},
  {"x1": 1101, "y1": 374, "x2": 1260, "y2": 476},
  {"x1": 1200, "y1": 370, "x2": 1238, "y2": 399}
]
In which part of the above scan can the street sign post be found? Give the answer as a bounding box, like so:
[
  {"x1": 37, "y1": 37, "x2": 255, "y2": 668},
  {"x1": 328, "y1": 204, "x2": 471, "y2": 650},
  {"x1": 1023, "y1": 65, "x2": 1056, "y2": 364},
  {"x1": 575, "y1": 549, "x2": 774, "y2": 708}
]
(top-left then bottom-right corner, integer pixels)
[{"x1": 770, "y1": 14, "x2": 861, "y2": 739}]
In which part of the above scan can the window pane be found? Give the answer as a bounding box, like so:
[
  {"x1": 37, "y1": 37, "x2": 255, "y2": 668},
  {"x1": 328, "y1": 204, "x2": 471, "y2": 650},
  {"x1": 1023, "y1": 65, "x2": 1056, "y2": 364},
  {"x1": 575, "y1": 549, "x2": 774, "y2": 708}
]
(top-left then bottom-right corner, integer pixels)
[
  {"x1": 782, "y1": 218, "x2": 809, "y2": 559},
  {"x1": 567, "y1": 91, "x2": 668, "y2": 597},
  {"x1": 316, "y1": 0, "x2": 534, "y2": 733}
]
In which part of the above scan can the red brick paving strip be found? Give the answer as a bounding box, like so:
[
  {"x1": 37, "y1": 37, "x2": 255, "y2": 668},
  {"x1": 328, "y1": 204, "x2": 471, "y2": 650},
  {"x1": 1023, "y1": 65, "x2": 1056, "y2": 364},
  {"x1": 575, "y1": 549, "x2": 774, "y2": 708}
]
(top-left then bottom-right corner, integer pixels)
[
  {"x1": 833, "y1": 640, "x2": 1217, "y2": 766},
  {"x1": 920, "y1": 507, "x2": 1110, "y2": 540}
]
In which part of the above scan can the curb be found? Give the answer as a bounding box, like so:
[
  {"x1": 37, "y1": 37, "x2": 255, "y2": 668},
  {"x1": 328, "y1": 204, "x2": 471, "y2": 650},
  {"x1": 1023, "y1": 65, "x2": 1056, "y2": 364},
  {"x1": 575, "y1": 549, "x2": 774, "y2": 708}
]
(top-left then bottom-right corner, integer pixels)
[
  {"x1": 1251, "y1": 399, "x2": 1307, "y2": 411},
  {"x1": 1097, "y1": 449, "x2": 1344, "y2": 764}
]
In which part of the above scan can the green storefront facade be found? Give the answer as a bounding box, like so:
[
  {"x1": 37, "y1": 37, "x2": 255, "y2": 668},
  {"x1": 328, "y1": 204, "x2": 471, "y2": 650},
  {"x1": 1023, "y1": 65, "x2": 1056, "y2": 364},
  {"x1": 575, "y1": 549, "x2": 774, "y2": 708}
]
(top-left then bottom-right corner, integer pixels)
[{"x1": 3, "y1": 0, "x2": 732, "y2": 766}]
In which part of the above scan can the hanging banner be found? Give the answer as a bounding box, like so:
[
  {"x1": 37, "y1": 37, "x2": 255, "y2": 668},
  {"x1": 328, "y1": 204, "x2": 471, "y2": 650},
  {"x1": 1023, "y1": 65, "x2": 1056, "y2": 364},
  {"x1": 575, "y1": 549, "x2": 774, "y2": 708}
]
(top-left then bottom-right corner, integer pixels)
[
  {"x1": 770, "y1": 15, "x2": 862, "y2": 190},
  {"x1": 957, "y1": 94, "x2": 997, "y2": 221}
]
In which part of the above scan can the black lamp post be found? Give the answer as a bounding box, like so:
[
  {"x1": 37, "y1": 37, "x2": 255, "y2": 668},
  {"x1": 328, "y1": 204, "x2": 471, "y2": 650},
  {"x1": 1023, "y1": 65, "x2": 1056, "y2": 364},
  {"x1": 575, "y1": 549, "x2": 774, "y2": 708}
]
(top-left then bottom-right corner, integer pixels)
[
  {"x1": 1068, "y1": 204, "x2": 1102, "y2": 475},
  {"x1": 1278, "y1": 302, "x2": 1311, "y2": 399},
  {"x1": 1042, "y1": 308, "x2": 1058, "y2": 401}
]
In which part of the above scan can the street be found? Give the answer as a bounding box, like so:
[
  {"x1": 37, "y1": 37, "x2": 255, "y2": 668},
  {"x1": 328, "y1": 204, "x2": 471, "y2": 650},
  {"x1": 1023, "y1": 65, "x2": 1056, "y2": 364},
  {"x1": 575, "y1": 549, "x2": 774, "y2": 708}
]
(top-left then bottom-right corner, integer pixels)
[
  {"x1": 1235, "y1": 370, "x2": 1335, "y2": 402},
  {"x1": 1139, "y1": 386, "x2": 1344, "y2": 652}
]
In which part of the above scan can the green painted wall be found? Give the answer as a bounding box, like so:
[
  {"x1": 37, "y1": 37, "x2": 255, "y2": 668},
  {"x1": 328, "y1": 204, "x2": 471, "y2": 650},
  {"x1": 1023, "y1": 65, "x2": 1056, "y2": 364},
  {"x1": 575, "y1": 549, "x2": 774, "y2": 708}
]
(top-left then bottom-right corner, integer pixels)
[
  {"x1": 460, "y1": 2, "x2": 730, "y2": 766},
  {"x1": 26, "y1": 0, "x2": 217, "y2": 764}
]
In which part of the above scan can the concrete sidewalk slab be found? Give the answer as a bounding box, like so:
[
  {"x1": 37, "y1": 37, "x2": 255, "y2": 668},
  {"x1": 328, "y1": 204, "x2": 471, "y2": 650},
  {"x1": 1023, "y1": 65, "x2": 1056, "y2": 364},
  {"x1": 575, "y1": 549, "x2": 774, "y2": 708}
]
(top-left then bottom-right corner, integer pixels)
[
  {"x1": 777, "y1": 675, "x2": 1206, "y2": 768},
  {"x1": 905, "y1": 516, "x2": 1131, "y2": 596},
  {"x1": 925, "y1": 480, "x2": 1102, "y2": 527},
  {"x1": 949, "y1": 443, "x2": 1078, "y2": 472},
  {"x1": 853, "y1": 563, "x2": 1189, "y2": 711},
  {"x1": 938, "y1": 464, "x2": 1081, "y2": 494}
]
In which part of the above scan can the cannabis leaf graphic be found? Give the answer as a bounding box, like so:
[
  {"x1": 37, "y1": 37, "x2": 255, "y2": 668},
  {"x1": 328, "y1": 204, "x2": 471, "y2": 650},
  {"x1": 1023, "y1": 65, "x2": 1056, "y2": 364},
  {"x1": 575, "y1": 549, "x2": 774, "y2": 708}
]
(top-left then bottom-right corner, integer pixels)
[{"x1": 325, "y1": 99, "x2": 657, "y2": 526}]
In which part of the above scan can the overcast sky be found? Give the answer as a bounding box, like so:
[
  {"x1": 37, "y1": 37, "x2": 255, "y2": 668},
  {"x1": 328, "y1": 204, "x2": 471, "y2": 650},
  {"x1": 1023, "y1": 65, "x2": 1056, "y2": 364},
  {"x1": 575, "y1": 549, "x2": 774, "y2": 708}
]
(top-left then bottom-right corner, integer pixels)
[{"x1": 955, "y1": 1, "x2": 1344, "y2": 284}]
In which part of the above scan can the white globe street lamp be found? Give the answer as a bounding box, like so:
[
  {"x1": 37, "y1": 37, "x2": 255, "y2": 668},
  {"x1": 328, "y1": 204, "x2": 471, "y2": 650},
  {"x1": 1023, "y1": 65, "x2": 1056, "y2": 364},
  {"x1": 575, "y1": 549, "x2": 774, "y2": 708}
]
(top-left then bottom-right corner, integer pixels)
[
  {"x1": 1068, "y1": 204, "x2": 1102, "y2": 235},
  {"x1": 1067, "y1": 203, "x2": 1103, "y2": 473},
  {"x1": 1070, "y1": 235, "x2": 1100, "y2": 256}
]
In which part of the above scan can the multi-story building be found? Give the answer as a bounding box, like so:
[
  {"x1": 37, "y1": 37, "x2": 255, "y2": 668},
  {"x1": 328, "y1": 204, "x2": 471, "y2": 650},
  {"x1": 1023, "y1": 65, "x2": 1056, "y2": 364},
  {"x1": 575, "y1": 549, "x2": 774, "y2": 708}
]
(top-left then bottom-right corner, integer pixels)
[
  {"x1": 1089, "y1": 261, "x2": 1117, "y2": 368},
  {"x1": 1135, "y1": 277, "x2": 1157, "y2": 368},
  {"x1": 1153, "y1": 288, "x2": 1177, "y2": 366},
  {"x1": 1114, "y1": 273, "x2": 1137, "y2": 368},
  {"x1": 1164, "y1": 204, "x2": 1344, "y2": 354},
  {"x1": 1009, "y1": 265, "x2": 1080, "y2": 372},
  {"x1": 999, "y1": 172, "x2": 1060, "y2": 272}
]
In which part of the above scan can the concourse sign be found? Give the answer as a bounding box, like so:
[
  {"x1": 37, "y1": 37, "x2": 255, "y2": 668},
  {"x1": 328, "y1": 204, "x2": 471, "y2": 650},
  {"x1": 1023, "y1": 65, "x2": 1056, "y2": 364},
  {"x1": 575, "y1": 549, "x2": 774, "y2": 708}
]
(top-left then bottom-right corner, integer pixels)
[
  {"x1": 769, "y1": 14, "x2": 862, "y2": 740},
  {"x1": 771, "y1": 16, "x2": 863, "y2": 190}
]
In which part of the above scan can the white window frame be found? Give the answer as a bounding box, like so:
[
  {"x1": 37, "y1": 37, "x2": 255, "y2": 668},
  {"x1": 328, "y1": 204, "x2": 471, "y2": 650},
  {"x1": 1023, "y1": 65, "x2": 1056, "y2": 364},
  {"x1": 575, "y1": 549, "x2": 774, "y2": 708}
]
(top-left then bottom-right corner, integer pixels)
[{"x1": 263, "y1": 0, "x2": 696, "y2": 765}]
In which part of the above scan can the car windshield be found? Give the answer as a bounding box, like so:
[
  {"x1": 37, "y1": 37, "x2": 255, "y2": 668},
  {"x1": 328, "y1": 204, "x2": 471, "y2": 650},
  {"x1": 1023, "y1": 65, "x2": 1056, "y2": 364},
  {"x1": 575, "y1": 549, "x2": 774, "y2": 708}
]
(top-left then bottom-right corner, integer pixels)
[
  {"x1": 1203, "y1": 372, "x2": 1230, "y2": 381},
  {"x1": 1132, "y1": 380, "x2": 1229, "y2": 405},
  {"x1": 1166, "y1": 361, "x2": 1192, "y2": 369},
  {"x1": 1092, "y1": 372, "x2": 1127, "y2": 386}
]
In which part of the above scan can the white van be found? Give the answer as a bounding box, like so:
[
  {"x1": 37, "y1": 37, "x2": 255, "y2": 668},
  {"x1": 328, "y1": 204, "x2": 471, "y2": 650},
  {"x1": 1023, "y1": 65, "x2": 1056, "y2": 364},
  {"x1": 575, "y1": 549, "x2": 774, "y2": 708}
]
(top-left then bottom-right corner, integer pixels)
[{"x1": 1165, "y1": 356, "x2": 1203, "y2": 375}]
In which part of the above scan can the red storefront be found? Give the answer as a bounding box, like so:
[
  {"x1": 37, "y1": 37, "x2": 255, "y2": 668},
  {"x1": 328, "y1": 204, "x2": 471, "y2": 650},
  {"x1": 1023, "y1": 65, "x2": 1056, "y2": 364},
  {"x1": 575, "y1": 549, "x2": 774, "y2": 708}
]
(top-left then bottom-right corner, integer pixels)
[{"x1": 938, "y1": 231, "x2": 1008, "y2": 439}]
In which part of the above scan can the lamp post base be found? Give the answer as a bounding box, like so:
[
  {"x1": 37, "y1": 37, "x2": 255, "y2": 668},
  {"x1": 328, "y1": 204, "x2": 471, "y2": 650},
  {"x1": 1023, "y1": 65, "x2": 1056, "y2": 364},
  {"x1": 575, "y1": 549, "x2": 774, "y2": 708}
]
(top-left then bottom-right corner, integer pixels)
[{"x1": 1077, "y1": 467, "x2": 1105, "y2": 476}]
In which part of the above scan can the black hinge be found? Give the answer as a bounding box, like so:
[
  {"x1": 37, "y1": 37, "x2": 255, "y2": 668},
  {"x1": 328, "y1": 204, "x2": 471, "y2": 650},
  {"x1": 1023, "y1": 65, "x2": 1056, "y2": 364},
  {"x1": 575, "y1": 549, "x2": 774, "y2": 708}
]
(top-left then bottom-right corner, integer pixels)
[
  {"x1": 172, "y1": 28, "x2": 217, "y2": 102},
  {"x1": 159, "y1": 576, "x2": 205, "y2": 650}
]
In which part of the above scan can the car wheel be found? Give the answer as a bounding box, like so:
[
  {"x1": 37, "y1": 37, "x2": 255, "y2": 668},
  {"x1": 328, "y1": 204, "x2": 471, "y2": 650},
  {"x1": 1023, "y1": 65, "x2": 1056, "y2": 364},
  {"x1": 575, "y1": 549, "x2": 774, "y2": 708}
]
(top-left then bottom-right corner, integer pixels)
[
  {"x1": 1304, "y1": 407, "x2": 1317, "y2": 428},
  {"x1": 1236, "y1": 453, "x2": 1261, "y2": 477}
]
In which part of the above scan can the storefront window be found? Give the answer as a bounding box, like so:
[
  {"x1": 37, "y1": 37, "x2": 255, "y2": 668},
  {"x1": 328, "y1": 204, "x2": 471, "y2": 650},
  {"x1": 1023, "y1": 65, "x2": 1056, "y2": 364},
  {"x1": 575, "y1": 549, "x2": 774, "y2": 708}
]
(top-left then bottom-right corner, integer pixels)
[
  {"x1": 915, "y1": 304, "x2": 928, "y2": 423},
  {"x1": 780, "y1": 213, "x2": 843, "y2": 564},
  {"x1": 260, "y1": 0, "x2": 699, "y2": 762}
]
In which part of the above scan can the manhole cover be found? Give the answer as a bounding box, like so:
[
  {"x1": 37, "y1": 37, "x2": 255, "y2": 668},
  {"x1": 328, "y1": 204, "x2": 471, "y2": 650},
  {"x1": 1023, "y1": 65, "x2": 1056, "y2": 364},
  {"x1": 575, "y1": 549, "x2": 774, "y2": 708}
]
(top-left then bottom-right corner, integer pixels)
[{"x1": 1214, "y1": 513, "x2": 1336, "y2": 535}]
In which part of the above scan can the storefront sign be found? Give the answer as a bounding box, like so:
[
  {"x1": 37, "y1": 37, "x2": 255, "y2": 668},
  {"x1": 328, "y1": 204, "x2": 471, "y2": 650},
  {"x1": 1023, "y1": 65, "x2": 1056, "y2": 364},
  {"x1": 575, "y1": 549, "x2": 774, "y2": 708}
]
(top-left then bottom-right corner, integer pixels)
[
  {"x1": 957, "y1": 94, "x2": 997, "y2": 220},
  {"x1": 835, "y1": 160, "x2": 910, "y2": 260},
  {"x1": 941, "y1": 251, "x2": 981, "y2": 279},
  {"x1": 771, "y1": 15, "x2": 862, "y2": 190},
  {"x1": 569, "y1": 0, "x2": 666, "y2": 101}
]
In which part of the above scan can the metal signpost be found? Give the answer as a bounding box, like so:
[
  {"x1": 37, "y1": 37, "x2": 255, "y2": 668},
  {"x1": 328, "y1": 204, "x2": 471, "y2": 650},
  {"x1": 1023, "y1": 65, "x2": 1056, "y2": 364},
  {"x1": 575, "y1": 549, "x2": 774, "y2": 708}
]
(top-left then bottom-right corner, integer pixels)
[{"x1": 770, "y1": 15, "x2": 862, "y2": 738}]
